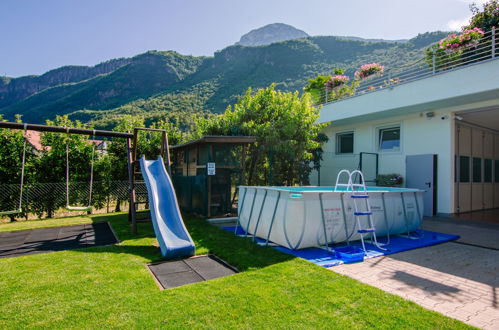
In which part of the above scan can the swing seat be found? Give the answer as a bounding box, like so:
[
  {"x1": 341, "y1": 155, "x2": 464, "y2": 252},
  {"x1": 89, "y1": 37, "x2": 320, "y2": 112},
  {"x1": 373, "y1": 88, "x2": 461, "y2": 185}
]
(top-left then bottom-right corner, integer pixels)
[
  {"x1": 65, "y1": 205, "x2": 93, "y2": 212},
  {"x1": 0, "y1": 208, "x2": 22, "y2": 216}
]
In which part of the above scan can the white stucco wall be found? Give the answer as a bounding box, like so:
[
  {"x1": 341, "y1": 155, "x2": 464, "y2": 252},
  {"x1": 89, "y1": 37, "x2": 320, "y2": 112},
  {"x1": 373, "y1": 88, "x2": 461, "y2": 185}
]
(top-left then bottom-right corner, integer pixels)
[
  {"x1": 310, "y1": 58, "x2": 499, "y2": 215},
  {"x1": 310, "y1": 109, "x2": 455, "y2": 214}
]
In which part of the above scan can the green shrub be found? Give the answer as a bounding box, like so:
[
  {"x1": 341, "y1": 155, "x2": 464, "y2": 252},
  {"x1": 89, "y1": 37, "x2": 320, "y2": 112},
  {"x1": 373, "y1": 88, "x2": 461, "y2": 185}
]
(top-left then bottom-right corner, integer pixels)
[{"x1": 376, "y1": 174, "x2": 403, "y2": 187}]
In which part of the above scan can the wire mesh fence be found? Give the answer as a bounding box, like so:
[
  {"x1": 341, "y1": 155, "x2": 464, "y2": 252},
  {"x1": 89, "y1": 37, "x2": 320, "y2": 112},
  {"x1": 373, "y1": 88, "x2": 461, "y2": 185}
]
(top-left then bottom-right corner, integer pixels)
[{"x1": 0, "y1": 181, "x2": 147, "y2": 220}]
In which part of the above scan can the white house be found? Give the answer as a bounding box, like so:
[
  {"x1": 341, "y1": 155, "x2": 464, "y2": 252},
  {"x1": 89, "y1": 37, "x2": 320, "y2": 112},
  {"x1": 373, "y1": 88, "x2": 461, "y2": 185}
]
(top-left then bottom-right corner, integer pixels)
[{"x1": 310, "y1": 55, "x2": 499, "y2": 217}]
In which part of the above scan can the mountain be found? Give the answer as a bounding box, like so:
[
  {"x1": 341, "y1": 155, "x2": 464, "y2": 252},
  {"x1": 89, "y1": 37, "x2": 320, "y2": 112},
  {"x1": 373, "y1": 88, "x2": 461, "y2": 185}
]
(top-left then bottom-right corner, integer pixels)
[
  {"x1": 0, "y1": 29, "x2": 451, "y2": 127},
  {"x1": 0, "y1": 58, "x2": 131, "y2": 109},
  {"x1": 0, "y1": 51, "x2": 204, "y2": 123},
  {"x1": 236, "y1": 23, "x2": 309, "y2": 47}
]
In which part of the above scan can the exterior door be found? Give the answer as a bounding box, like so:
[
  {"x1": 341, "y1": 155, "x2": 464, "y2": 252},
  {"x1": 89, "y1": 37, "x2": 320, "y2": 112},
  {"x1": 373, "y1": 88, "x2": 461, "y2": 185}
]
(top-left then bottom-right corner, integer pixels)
[{"x1": 406, "y1": 154, "x2": 437, "y2": 216}]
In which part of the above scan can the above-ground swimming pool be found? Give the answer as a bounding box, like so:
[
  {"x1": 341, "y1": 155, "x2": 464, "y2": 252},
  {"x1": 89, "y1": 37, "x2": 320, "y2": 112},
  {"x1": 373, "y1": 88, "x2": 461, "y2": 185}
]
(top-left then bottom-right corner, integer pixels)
[{"x1": 237, "y1": 186, "x2": 424, "y2": 250}]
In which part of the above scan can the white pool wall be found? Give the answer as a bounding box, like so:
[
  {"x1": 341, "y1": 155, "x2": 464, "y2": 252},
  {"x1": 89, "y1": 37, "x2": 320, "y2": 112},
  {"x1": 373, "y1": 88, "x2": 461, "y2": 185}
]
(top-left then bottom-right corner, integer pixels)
[{"x1": 237, "y1": 186, "x2": 424, "y2": 250}]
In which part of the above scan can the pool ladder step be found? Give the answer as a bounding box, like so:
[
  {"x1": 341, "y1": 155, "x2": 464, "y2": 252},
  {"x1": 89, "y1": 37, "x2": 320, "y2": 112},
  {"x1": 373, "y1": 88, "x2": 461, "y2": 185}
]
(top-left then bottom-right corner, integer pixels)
[
  {"x1": 351, "y1": 195, "x2": 369, "y2": 199},
  {"x1": 354, "y1": 211, "x2": 372, "y2": 216}
]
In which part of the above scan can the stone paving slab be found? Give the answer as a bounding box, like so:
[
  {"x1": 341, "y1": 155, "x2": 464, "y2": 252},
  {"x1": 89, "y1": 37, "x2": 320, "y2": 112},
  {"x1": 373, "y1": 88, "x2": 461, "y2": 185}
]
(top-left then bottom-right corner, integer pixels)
[
  {"x1": 330, "y1": 242, "x2": 499, "y2": 329},
  {"x1": 423, "y1": 216, "x2": 499, "y2": 250}
]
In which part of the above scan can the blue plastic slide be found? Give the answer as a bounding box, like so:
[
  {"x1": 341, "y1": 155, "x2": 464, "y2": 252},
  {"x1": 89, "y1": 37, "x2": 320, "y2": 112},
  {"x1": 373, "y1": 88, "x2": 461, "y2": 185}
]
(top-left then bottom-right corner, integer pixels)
[{"x1": 139, "y1": 155, "x2": 195, "y2": 259}]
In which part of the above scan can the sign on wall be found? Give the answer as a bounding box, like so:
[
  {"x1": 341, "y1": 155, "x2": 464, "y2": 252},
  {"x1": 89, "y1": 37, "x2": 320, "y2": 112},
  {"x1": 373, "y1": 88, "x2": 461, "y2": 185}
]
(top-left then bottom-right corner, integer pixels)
[{"x1": 207, "y1": 162, "x2": 216, "y2": 176}]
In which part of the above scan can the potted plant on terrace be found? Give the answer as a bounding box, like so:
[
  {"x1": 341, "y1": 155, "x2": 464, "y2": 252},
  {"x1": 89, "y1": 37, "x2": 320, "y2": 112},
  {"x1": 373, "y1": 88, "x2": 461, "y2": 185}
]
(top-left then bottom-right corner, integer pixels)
[
  {"x1": 325, "y1": 74, "x2": 350, "y2": 90},
  {"x1": 438, "y1": 28, "x2": 485, "y2": 53},
  {"x1": 354, "y1": 63, "x2": 385, "y2": 80},
  {"x1": 426, "y1": 27, "x2": 486, "y2": 71}
]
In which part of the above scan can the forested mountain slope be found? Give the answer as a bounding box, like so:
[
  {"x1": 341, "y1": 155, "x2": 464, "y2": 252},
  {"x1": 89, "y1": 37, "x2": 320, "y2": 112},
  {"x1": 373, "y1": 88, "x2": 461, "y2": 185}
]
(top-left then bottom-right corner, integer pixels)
[{"x1": 0, "y1": 31, "x2": 449, "y2": 127}]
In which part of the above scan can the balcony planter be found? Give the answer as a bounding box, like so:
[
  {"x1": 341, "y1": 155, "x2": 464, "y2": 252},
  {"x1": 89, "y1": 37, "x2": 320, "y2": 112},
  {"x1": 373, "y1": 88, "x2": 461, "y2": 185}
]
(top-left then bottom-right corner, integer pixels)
[
  {"x1": 325, "y1": 75, "x2": 350, "y2": 90},
  {"x1": 354, "y1": 63, "x2": 385, "y2": 80},
  {"x1": 438, "y1": 28, "x2": 485, "y2": 53}
]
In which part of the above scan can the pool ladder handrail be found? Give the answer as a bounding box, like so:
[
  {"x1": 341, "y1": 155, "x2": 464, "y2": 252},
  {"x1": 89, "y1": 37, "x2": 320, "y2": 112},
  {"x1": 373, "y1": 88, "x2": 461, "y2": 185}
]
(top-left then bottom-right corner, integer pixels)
[{"x1": 334, "y1": 169, "x2": 353, "y2": 192}]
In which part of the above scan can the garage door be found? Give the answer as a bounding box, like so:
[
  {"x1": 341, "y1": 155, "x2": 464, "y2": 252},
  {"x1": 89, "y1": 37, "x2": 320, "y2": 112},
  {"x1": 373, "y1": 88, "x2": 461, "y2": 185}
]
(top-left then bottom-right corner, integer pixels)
[{"x1": 455, "y1": 122, "x2": 499, "y2": 213}]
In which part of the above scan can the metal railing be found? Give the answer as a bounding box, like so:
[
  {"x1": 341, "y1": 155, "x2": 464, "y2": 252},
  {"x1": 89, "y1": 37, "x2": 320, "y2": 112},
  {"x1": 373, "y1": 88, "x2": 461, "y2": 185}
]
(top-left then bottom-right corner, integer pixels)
[{"x1": 318, "y1": 27, "x2": 498, "y2": 105}]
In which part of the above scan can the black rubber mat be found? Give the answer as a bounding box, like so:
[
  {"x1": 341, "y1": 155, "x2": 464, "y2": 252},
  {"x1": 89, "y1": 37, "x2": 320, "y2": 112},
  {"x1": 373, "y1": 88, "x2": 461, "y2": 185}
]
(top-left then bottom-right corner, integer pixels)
[
  {"x1": 148, "y1": 255, "x2": 237, "y2": 289},
  {"x1": 0, "y1": 222, "x2": 117, "y2": 258}
]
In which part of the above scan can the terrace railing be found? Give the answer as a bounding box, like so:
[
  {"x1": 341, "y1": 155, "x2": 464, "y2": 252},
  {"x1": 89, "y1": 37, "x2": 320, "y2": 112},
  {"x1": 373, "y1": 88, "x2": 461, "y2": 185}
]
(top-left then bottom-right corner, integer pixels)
[{"x1": 318, "y1": 27, "x2": 498, "y2": 105}]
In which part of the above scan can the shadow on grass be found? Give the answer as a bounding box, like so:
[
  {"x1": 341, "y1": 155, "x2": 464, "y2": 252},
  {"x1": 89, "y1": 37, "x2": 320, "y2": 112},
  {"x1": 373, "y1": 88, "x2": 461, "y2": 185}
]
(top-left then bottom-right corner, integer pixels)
[{"x1": 84, "y1": 213, "x2": 296, "y2": 272}]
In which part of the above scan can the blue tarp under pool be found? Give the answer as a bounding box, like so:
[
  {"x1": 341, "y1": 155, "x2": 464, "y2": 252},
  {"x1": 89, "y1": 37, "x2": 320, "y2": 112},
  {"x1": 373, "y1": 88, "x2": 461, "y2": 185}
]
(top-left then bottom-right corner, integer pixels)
[{"x1": 223, "y1": 226, "x2": 459, "y2": 267}]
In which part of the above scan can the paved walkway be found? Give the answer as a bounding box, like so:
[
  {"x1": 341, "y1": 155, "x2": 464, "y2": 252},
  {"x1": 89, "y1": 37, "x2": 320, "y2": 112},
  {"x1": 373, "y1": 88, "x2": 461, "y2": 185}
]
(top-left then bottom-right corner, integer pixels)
[{"x1": 330, "y1": 218, "x2": 499, "y2": 329}]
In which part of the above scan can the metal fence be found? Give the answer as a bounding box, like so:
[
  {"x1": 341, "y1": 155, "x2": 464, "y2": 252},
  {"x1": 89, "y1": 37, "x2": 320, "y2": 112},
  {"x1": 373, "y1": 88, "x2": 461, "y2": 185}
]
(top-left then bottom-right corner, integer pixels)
[
  {"x1": 318, "y1": 27, "x2": 498, "y2": 105},
  {"x1": 0, "y1": 181, "x2": 147, "y2": 220}
]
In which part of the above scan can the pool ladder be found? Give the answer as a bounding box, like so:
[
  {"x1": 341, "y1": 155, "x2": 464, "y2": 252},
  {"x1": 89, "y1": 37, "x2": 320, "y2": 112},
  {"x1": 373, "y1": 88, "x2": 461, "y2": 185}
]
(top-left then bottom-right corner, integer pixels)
[{"x1": 335, "y1": 170, "x2": 385, "y2": 254}]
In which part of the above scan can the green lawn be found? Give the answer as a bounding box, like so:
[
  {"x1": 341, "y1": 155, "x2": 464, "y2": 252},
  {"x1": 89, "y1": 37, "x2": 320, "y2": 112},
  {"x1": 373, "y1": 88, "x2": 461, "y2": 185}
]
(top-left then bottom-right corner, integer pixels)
[{"x1": 0, "y1": 214, "x2": 471, "y2": 329}]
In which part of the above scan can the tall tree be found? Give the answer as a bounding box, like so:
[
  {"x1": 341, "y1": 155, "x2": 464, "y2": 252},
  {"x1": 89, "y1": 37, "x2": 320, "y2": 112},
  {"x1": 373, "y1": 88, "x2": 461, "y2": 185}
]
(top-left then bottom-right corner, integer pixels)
[{"x1": 198, "y1": 84, "x2": 327, "y2": 186}]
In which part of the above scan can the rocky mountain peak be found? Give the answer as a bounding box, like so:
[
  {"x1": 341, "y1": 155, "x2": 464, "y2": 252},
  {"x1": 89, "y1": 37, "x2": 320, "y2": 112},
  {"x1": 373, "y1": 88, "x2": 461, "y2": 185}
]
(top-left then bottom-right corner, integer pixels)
[{"x1": 236, "y1": 23, "x2": 309, "y2": 47}]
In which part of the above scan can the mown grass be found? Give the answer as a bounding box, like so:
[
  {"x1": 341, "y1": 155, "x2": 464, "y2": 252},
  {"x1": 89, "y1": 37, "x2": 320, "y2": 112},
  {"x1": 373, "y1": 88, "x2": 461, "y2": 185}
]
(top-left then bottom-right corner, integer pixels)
[{"x1": 0, "y1": 213, "x2": 472, "y2": 329}]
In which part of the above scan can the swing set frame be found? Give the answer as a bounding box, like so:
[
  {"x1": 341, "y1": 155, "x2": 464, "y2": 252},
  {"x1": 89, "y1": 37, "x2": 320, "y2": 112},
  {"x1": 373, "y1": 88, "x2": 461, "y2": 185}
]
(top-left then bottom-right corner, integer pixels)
[{"x1": 0, "y1": 121, "x2": 170, "y2": 235}]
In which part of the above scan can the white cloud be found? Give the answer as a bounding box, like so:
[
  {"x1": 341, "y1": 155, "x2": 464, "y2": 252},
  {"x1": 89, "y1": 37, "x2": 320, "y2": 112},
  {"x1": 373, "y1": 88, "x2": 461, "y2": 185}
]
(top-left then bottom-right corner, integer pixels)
[
  {"x1": 447, "y1": 0, "x2": 489, "y2": 30},
  {"x1": 458, "y1": 0, "x2": 488, "y2": 4},
  {"x1": 447, "y1": 16, "x2": 471, "y2": 30}
]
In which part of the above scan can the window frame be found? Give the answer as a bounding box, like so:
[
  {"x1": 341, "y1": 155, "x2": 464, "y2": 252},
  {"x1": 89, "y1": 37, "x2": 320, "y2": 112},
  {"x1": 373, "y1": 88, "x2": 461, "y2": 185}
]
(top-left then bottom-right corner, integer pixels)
[
  {"x1": 335, "y1": 131, "x2": 355, "y2": 155},
  {"x1": 377, "y1": 125, "x2": 401, "y2": 152}
]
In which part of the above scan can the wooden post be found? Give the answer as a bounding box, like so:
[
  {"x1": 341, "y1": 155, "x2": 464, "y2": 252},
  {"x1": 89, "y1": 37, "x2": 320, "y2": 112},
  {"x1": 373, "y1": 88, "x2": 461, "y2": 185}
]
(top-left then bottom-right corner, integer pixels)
[
  {"x1": 132, "y1": 129, "x2": 138, "y2": 163},
  {"x1": 241, "y1": 144, "x2": 247, "y2": 185},
  {"x1": 207, "y1": 144, "x2": 214, "y2": 218},
  {"x1": 127, "y1": 138, "x2": 137, "y2": 235},
  {"x1": 160, "y1": 132, "x2": 165, "y2": 159},
  {"x1": 162, "y1": 131, "x2": 171, "y2": 175},
  {"x1": 186, "y1": 147, "x2": 190, "y2": 176}
]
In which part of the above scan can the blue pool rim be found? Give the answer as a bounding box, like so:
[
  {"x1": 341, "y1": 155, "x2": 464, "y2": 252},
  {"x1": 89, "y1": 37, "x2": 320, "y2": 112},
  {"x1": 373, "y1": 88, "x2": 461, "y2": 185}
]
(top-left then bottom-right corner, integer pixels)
[{"x1": 241, "y1": 186, "x2": 422, "y2": 193}]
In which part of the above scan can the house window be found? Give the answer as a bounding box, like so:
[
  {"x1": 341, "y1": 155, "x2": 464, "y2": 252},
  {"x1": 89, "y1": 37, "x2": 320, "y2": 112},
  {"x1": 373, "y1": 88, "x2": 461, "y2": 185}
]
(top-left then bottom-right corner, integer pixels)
[
  {"x1": 472, "y1": 157, "x2": 482, "y2": 183},
  {"x1": 459, "y1": 156, "x2": 470, "y2": 183},
  {"x1": 336, "y1": 132, "x2": 354, "y2": 154},
  {"x1": 378, "y1": 126, "x2": 400, "y2": 151},
  {"x1": 484, "y1": 159, "x2": 492, "y2": 182}
]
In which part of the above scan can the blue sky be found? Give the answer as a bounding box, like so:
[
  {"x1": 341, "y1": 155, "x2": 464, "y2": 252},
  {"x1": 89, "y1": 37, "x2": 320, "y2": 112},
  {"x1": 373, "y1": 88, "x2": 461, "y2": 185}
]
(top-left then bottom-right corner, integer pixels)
[{"x1": 0, "y1": 0, "x2": 484, "y2": 77}]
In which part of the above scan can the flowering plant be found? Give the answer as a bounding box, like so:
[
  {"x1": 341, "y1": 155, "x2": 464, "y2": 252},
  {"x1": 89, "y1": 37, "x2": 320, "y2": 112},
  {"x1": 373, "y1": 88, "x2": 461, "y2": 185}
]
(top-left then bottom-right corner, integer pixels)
[
  {"x1": 376, "y1": 174, "x2": 403, "y2": 187},
  {"x1": 325, "y1": 75, "x2": 350, "y2": 89},
  {"x1": 438, "y1": 28, "x2": 485, "y2": 53},
  {"x1": 354, "y1": 63, "x2": 385, "y2": 80}
]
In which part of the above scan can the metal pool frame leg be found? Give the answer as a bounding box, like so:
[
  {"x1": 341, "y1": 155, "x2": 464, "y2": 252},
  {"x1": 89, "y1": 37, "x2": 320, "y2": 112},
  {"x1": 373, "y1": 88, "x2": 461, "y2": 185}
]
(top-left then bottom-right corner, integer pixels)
[
  {"x1": 244, "y1": 189, "x2": 258, "y2": 237},
  {"x1": 235, "y1": 187, "x2": 248, "y2": 235},
  {"x1": 264, "y1": 191, "x2": 281, "y2": 246},
  {"x1": 413, "y1": 191, "x2": 423, "y2": 239},
  {"x1": 401, "y1": 192, "x2": 419, "y2": 240},
  {"x1": 340, "y1": 193, "x2": 350, "y2": 245},
  {"x1": 413, "y1": 191, "x2": 422, "y2": 223},
  {"x1": 401, "y1": 192, "x2": 410, "y2": 237},
  {"x1": 319, "y1": 193, "x2": 330, "y2": 252},
  {"x1": 381, "y1": 192, "x2": 390, "y2": 245},
  {"x1": 252, "y1": 190, "x2": 268, "y2": 242}
]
